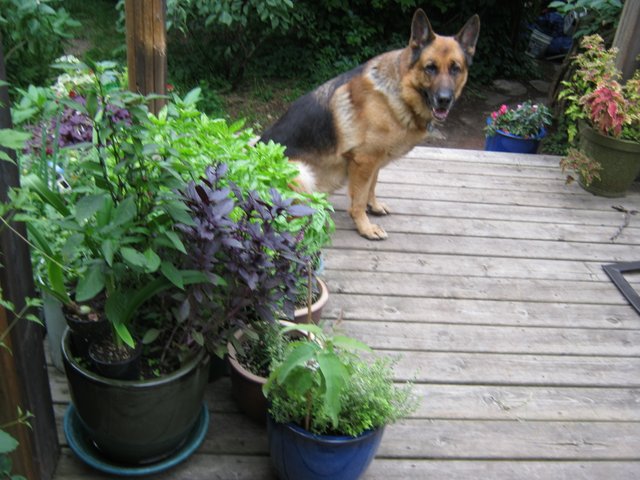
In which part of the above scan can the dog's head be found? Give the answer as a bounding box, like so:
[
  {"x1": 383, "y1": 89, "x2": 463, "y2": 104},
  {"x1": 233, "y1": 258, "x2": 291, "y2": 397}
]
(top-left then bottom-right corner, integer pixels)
[{"x1": 402, "y1": 9, "x2": 480, "y2": 123}]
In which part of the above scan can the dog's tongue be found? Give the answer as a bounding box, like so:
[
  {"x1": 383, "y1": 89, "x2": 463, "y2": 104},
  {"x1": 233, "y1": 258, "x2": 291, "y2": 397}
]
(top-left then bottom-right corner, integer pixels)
[{"x1": 433, "y1": 108, "x2": 449, "y2": 121}]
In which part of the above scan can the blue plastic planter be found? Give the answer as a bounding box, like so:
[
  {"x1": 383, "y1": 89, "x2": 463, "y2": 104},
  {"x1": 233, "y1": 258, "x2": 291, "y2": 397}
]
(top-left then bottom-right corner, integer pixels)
[
  {"x1": 267, "y1": 415, "x2": 385, "y2": 480},
  {"x1": 484, "y1": 117, "x2": 546, "y2": 154}
]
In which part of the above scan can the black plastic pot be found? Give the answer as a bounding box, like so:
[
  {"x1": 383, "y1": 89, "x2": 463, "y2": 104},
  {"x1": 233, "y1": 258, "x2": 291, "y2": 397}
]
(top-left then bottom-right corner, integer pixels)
[
  {"x1": 64, "y1": 308, "x2": 111, "y2": 357},
  {"x1": 61, "y1": 327, "x2": 210, "y2": 465},
  {"x1": 88, "y1": 339, "x2": 142, "y2": 380}
]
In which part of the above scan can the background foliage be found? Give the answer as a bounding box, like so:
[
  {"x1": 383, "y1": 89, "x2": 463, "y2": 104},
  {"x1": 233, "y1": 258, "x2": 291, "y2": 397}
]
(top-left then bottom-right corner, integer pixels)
[{"x1": 159, "y1": 0, "x2": 542, "y2": 91}]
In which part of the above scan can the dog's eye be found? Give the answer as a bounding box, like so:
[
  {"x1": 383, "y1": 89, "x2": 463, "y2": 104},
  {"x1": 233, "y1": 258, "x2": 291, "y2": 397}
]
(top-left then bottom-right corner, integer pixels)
[
  {"x1": 450, "y1": 63, "x2": 461, "y2": 75},
  {"x1": 424, "y1": 64, "x2": 438, "y2": 75}
]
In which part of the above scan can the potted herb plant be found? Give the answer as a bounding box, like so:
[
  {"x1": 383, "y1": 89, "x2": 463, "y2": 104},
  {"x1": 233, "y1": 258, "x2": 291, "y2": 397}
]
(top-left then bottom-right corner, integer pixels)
[
  {"x1": 226, "y1": 320, "x2": 292, "y2": 423},
  {"x1": 484, "y1": 101, "x2": 552, "y2": 153},
  {"x1": 177, "y1": 163, "x2": 314, "y2": 420},
  {"x1": 263, "y1": 323, "x2": 418, "y2": 480},
  {"x1": 5, "y1": 60, "x2": 215, "y2": 470},
  {"x1": 559, "y1": 34, "x2": 640, "y2": 197}
]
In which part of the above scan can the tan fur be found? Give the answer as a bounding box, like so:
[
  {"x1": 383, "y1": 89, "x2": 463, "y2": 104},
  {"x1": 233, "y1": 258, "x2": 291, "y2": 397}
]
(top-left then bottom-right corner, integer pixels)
[{"x1": 271, "y1": 10, "x2": 480, "y2": 239}]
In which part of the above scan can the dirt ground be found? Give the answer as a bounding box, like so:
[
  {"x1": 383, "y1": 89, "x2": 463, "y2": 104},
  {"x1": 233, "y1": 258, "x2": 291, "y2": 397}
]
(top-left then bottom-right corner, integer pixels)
[{"x1": 422, "y1": 61, "x2": 560, "y2": 150}]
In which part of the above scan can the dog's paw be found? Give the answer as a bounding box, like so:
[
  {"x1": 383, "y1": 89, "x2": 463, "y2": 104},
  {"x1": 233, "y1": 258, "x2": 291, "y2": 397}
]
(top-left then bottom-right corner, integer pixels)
[
  {"x1": 359, "y1": 224, "x2": 388, "y2": 240},
  {"x1": 368, "y1": 202, "x2": 391, "y2": 216}
]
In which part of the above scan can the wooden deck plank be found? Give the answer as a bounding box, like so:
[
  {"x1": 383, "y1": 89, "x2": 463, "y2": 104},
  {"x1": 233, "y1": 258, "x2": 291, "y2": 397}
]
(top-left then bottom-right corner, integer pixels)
[
  {"x1": 51, "y1": 147, "x2": 640, "y2": 479},
  {"x1": 324, "y1": 294, "x2": 639, "y2": 329},
  {"x1": 331, "y1": 214, "x2": 639, "y2": 243},
  {"x1": 54, "y1": 451, "x2": 640, "y2": 480},
  {"x1": 325, "y1": 250, "x2": 616, "y2": 281},
  {"x1": 328, "y1": 230, "x2": 639, "y2": 263},
  {"x1": 339, "y1": 321, "x2": 640, "y2": 356},
  {"x1": 326, "y1": 270, "x2": 630, "y2": 305}
]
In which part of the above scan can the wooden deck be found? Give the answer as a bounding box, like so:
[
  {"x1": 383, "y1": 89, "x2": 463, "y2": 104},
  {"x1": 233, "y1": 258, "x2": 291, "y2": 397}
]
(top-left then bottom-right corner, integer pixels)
[{"x1": 52, "y1": 146, "x2": 640, "y2": 479}]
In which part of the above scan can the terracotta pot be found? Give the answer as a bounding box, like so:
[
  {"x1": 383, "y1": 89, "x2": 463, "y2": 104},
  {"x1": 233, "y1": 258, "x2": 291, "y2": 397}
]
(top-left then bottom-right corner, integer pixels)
[
  {"x1": 294, "y1": 277, "x2": 329, "y2": 324},
  {"x1": 227, "y1": 321, "x2": 297, "y2": 423}
]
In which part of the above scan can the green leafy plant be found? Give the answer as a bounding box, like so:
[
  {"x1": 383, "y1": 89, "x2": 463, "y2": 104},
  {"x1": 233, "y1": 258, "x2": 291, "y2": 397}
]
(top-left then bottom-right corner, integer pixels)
[
  {"x1": 549, "y1": 0, "x2": 622, "y2": 39},
  {"x1": 485, "y1": 101, "x2": 552, "y2": 138},
  {"x1": 0, "y1": 287, "x2": 40, "y2": 480},
  {"x1": 3, "y1": 60, "x2": 207, "y2": 359},
  {"x1": 233, "y1": 320, "x2": 290, "y2": 378},
  {"x1": 147, "y1": 87, "x2": 334, "y2": 265},
  {"x1": 264, "y1": 323, "x2": 418, "y2": 436},
  {"x1": 0, "y1": 0, "x2": 80, "y2": 90},
  {"x1": 0, "y1": 406, "x2": 33, "y2": 480},
  {"x1": 559, "y1": 146, "x2": 602, "y2": 186}
]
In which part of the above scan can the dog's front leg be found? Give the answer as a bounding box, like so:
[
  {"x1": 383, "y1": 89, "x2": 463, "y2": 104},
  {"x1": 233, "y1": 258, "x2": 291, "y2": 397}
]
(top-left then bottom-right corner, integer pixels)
[
  {"x1": 347, "y1": 157, "x2": 388, "y2": 240},
  {"x1": 367, "y1": 167, "x2": 391, "y2": 216}
]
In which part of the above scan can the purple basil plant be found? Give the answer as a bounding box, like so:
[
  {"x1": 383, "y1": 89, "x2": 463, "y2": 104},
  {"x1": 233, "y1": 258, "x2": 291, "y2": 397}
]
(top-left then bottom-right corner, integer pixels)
[
  {"x1": 24, "y1": 94, "x2": 131, "y2": 155},
  {"x1": 176, "y1": 163, "x2": 315, "y2": 354}
]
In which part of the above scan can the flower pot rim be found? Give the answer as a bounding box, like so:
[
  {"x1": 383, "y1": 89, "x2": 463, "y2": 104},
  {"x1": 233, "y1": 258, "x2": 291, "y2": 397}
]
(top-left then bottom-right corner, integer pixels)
[
  {"x1": 579, "y1": 120, "x2": 640, "y2": 151},
  {"x1": 227, "y1": 320, "x2": 297, "y2": 384},
  {"x1": 61, "y1": 327, "x2": 207, "y2": 387},
  {"x1": 294, "y1": 276, "x2": 329, "y2": 318},
  {"x1": 273, "y1": 416, "x2": 384, "y2": 444}
]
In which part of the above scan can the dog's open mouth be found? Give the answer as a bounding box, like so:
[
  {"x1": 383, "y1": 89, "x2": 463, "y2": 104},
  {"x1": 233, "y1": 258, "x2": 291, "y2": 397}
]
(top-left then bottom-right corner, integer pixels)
[
  {"x1": 420, "y1": 90, "x2": 452, "y2": 122},
  {"x1": 432, "y1": 108, "x2": 450, "y2": 121}
]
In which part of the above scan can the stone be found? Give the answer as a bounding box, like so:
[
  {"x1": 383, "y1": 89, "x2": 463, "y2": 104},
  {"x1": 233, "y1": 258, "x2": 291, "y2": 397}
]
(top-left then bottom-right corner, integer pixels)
[
  {"x1": 529, "y1": 79, "x2": 551, "y2": 94},
  {"x1": 492, "y1": 79, "x2": 527, "y2": 96}
]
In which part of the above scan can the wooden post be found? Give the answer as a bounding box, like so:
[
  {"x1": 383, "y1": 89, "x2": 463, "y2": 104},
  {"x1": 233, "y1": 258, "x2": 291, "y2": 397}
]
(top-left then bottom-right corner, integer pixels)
[
  {"x1": 125, "y1": 0, "x2": 167, "y2": 114},
  {"x1": 613, "y1": 0, "x2": 640, "y2": 81},
  {"x1": 0, "y1": 34, "x2": 59, "y2": 480}
]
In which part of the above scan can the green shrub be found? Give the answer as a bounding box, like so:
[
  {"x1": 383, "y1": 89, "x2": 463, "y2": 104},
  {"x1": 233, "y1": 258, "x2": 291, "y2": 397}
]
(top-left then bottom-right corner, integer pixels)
[{"x1": 0, "y1": 0, "x2": 80, "y2": 90}]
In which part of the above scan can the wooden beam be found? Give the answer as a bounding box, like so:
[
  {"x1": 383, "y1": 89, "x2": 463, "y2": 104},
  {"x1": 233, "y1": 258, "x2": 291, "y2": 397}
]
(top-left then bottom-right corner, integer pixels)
[
  {"x1": 125, "y1": 0, "x2": 167, "y2": 114},
  {"x1": 613, "y1": 0, "x2": 640, "y2": 81},
  {"x1": 0, "y1": 35, "x2": 59, "y2": 480}
]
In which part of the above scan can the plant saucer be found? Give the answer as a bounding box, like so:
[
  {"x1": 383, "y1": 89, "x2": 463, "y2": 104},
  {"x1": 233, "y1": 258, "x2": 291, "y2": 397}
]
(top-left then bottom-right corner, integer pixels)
[{"x1": 63, "y1": 403, "x2": 209, "y2": 476}]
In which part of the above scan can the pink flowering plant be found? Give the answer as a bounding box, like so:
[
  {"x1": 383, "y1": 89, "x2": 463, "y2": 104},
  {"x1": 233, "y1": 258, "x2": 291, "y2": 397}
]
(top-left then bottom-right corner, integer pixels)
[{"x1": 485, "y1": 101, "x2": 552, "y2": 138}]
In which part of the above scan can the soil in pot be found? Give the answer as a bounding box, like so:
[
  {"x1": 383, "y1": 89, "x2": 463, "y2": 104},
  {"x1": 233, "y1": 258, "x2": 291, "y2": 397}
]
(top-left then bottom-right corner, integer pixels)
[{"x1": 88, "y1": 338, "x2": 142, "y2": 380}]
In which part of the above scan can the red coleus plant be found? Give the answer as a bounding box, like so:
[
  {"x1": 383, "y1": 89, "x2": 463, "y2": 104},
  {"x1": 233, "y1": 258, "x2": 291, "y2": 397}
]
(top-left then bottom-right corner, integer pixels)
[{"x1": 580, "y1": 84, "x2": 628, "y2": 137}]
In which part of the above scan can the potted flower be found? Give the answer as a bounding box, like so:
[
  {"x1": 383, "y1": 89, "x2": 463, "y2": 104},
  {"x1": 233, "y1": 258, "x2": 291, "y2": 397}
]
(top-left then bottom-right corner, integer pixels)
[
  {"x1": 484, "y1": 101, "x2": 552, "y2": 153},
  {"x1": 559, "y1": 34, "x2": 640, "y2": 197},
  {"x1": 263, "y1": 323, "x2": 418, "y2": 480}
]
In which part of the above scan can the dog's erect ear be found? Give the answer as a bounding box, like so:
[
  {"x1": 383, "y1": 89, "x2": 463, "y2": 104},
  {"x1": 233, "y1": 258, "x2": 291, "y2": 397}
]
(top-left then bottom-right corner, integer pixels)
[
  {"x1": 455, "y1": 14, "x2": 481, "y2": 65},
  {"x1": 409, "y1": 9, "x2": 435, "y2": 55}
]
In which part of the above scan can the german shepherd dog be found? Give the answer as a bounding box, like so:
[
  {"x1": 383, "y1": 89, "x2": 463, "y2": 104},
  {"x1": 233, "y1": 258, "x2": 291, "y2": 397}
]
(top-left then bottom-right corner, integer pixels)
[{"x1": 260, "y1": 9, "x2": 480, "y2": 240}]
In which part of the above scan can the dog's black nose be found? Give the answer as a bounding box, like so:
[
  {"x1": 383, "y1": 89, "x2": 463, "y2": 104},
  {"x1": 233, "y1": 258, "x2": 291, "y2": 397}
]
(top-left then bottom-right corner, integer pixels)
[{"x1": 435, "y1": 92, "x2": 453, "y2": 109}]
